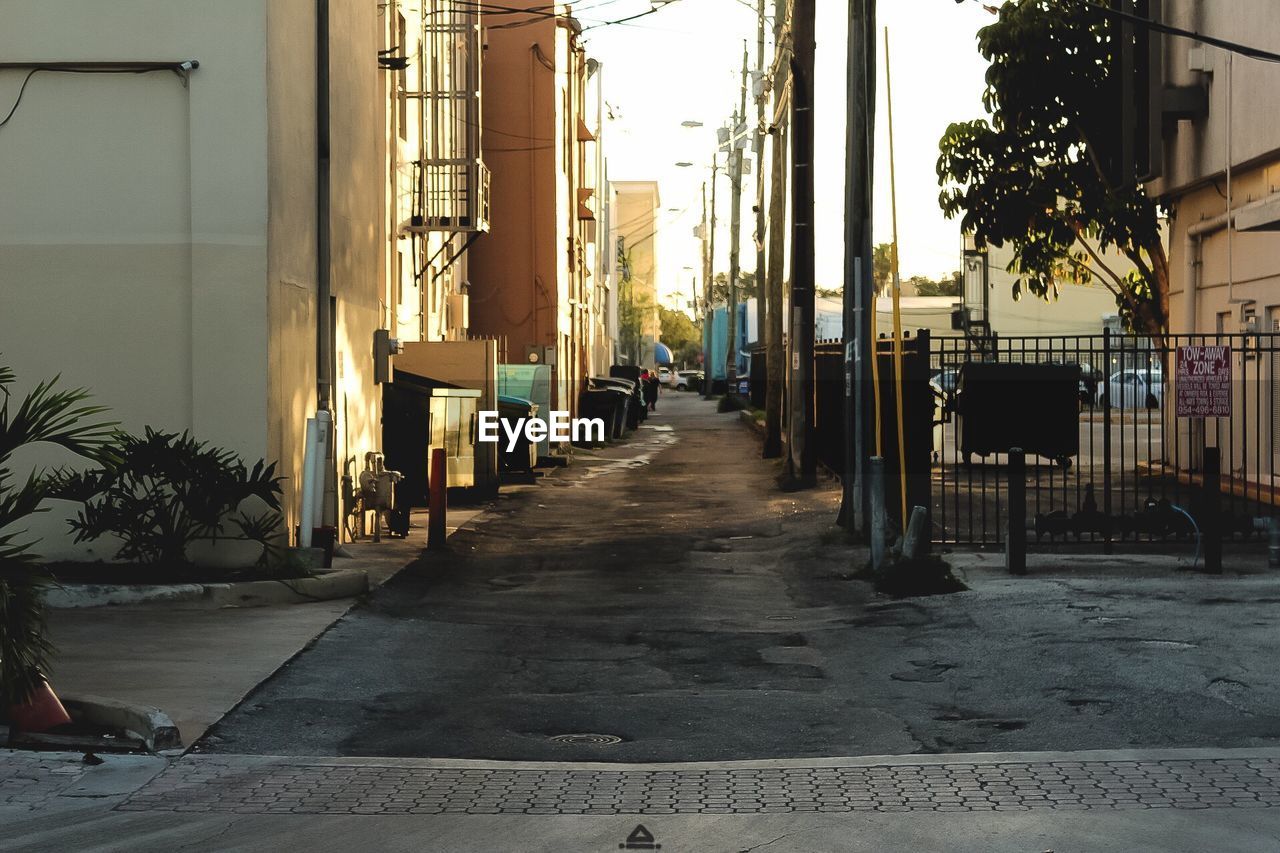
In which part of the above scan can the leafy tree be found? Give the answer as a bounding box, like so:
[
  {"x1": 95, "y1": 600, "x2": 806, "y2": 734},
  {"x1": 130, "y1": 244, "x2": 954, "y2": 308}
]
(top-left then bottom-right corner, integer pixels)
[
  {"x1": 0, "y1": 359, "x2": 114, "y2": 706},
  {"x1": 618, "y1": 278, "x2": 653, "y2": 366},
  {"x1": 710, "y1": 271, "x2": 756, "y2": 307},
  {"x1": 658, "y1": 306, "x2": 702, "y2": 367},
  {"x1": 909, "y1": 271, "x2": 962, "y2": 298},
  {"x1": 873, "y1": 243, "x2": 893, "y2": 296},
  {"x1": 936, "y1": 0, "x2": 1169, "y2": 335}
]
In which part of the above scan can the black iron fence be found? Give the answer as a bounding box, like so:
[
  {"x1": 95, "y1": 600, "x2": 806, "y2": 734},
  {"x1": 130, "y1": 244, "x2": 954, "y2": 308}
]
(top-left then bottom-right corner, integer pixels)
[{"x1": 930, "y1": 331, "x2": 1280, "y2": 548}]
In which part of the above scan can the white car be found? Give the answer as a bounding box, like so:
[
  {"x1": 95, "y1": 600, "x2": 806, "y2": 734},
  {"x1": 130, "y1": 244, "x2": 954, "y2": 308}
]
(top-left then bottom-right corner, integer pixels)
[
  {"x1": 1099, "y1": 368, "x2": 1164, "y2": 409},
  {"x1": 674, "y1": 369, "x2": 703, "y2": 391}
]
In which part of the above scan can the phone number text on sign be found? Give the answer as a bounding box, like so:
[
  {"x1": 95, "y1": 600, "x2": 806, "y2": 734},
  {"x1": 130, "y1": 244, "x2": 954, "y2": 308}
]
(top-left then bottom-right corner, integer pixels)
[{"x1": 1176, "y1": 345, "x2": 1231, "y2": 418}]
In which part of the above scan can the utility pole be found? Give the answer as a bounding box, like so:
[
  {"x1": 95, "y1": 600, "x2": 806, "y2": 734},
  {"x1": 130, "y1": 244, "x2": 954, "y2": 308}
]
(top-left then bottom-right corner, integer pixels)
[
  {"x1": 786, "y1": 0, "x2": 816, "y2": 484},
  {"x1": 726, "y1": 43, "x2": 748, "y2": 397},
  {"x1": 762, "y1": 0, "x2": 789, "y2": 458},
  {"x1": 840, "y1": 0, "x2": 876, "y2": 532},
  {"x1": 700, "y1": 179, "x2": 711, "y2": 386},
  {"x1": 753, "y1": 0, "x2": 767, "y2": 357},
  {"x1": 704, "y1": 154, "x2": 720, "y2": 400}
]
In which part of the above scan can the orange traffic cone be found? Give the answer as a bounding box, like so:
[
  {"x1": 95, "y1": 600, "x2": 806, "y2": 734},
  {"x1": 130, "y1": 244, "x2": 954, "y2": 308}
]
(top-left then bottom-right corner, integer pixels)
[{"x1": 8, "y1": 681, "x2": 72, "y2": 733}]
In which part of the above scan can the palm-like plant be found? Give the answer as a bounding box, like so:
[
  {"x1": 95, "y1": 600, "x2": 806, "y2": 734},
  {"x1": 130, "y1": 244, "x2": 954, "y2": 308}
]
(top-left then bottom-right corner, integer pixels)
[{"x1": 0, "y1": 360, "x2": 115, "y2": 707}]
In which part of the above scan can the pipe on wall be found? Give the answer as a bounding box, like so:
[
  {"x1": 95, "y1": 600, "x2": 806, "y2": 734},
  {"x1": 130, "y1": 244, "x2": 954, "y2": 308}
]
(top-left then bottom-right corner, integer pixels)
[{"x1": 317, "y1": 0, "x2": 333, "y2": 412}]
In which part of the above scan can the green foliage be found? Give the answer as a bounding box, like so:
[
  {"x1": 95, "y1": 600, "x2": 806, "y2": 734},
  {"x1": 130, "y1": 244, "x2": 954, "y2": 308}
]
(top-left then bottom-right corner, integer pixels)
[
  {"x1": 716, "y1": 394, "x2": 748, "y2": 413},
  {"x1": 936, "y1": 0, "x2": 1169, "y2": 334},
  {"x1": 618, "y1": 278, "x2": 652, "y2": 365},
  {"x1": 59, "y1": 428, "x2": 284, "y2": 569},
  {"x1": 657, "y1": 306, "x2": 702, "y2": 367},
  {"x1": 0, "y1": 358, "x2": 115, "y2": 706},
  {"x1": 873, "y1": 243, "x2": 893, "y2": 296},
  {"x1": 907, "y1": 272, "x2": 962, "y2": 298}
]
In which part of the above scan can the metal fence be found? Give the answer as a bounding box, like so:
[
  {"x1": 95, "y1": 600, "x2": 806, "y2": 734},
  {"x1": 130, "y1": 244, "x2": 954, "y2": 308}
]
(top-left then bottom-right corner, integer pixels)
[{"x1": 929, "y1": 332, "x2": 1280, "y2": 548}]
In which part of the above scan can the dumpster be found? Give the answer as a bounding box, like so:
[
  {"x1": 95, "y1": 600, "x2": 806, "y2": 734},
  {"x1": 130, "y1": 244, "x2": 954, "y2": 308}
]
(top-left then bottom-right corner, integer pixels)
[
  {"x1": 955, "y1": 361, "x2": 1080, "y2": 469},
  {"x1": 383, "y1": 371, "x2": 483, "y2": 503},
  {"x1": 497, "y1": 394, "x2": 538, "y2": 473},
  {"x1": 498, "y1": 364, "x2": 553, "y2": 459}
]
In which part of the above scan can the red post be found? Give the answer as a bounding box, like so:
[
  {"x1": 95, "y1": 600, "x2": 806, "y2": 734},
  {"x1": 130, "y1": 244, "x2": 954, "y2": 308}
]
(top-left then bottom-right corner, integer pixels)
[{"x1": 428, "y1": 447, "x2": 447, "y2": 550}]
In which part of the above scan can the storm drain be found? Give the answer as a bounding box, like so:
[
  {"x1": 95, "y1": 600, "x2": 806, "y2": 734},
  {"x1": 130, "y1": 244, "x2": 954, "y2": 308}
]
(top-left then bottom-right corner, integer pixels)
[{"x1": 548, "y1": 733, "x2": 623, "y2": 746}]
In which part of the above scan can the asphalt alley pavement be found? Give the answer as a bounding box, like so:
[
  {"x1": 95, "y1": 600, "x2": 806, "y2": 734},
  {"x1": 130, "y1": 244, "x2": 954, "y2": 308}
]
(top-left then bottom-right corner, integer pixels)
[{"x1": 199, "y1": 392, "x2": 1280, "y2": 763}]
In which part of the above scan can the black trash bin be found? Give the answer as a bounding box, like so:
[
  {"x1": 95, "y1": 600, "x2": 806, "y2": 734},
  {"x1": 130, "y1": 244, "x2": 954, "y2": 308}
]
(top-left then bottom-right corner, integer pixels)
[
  {"x1": 610, "y1": 365, "x2": 647, "y2": 423},
  {"x1": 588, "y1": 377, "x2": 631, "y2": 438},
  {"x1": 497, "y1": 394, "x2": 538, "y2": 473},
  {"x1": 578, "y1": 388, "x2": 617, "y2": 446},
  {"x1": 955, "y1": 361, "x2": 1080, "y2": 468}
]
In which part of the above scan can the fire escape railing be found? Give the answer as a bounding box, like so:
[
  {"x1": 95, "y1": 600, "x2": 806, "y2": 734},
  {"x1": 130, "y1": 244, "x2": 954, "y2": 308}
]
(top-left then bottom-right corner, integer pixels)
[{"x1": 404, "y1": 1, "x2": 489, "y2": 234}]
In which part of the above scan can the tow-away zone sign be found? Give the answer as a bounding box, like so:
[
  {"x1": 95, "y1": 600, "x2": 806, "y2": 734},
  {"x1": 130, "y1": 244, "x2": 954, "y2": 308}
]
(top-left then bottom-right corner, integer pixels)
[{"x1": 1176, "y1": 345, "x2": 1231, "y2": 418}]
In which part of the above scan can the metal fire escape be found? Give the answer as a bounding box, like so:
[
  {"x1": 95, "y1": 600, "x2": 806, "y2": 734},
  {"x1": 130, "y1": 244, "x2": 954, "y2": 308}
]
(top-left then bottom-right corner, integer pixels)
[{"x1": 403, "y1": 1, "x2": 490, "y2": 234}]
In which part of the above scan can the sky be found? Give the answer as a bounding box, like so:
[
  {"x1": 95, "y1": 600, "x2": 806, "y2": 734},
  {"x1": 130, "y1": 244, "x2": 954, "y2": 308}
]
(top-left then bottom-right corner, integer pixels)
[{"x1": 580, "y1": 0, "x2": 1001, "y2": 311}]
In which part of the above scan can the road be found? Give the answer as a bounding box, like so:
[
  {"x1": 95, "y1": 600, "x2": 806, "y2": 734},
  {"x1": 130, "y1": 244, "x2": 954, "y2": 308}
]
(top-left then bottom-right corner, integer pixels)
[{"x1": 199, "y1": 391, "x2": 1280, "y2": 763}]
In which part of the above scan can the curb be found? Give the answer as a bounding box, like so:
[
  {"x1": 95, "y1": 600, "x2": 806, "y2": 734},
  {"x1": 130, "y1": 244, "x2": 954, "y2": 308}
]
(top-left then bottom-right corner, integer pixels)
[
  {"x1": 60, "y1": 694, "x2": 183, "y2": 753},
  {"x1": 42, "y1": 569, "x2": 369, "y2": 610},
  {"x1": 738, "y1": 409, "x2": 765, "y2": 435}
]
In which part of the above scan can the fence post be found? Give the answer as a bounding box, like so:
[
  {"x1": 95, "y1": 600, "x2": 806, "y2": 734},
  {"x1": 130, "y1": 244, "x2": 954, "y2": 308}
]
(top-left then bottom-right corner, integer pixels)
[
  {"x1": 428, "y1": 447, "x2": 448, "y2": 551},
  {"x1": 1102, "y1": 328, "x2": 1113, "y2": 554},
  {"x1": 1202, "y1": 445, "x2": 1222, "y2": 573},
  {"x1": 870, "y1": 456, "x2": 886, "y2": 572},
  {"x1": 1007, "y1": 447, "x2": 1027, "y2": 575}
]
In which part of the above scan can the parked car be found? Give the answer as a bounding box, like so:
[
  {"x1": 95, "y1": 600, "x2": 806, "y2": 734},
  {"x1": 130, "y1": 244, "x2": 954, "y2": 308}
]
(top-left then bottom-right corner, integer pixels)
[
  {"x1": 675, "y1": 369, "x2": 703, "y2": 392},
  {"x1": 658, "y1": 366, "x2": 675, "y2": 386},
  {"x1": 1099, "y1": 368, "x2": 1164, "y2": 409}
]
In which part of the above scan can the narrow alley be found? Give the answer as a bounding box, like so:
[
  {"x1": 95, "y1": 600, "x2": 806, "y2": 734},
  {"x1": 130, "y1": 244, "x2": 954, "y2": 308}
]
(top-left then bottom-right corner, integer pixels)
[{"x1": 200, "y1": 395, "x2": 1280, "y2": 763}]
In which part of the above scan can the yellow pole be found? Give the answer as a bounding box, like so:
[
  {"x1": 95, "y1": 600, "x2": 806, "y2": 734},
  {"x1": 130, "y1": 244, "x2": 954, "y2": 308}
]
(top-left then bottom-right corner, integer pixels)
[{"x1": 884, "y1": 27, "x2": 908, "y2": 528}]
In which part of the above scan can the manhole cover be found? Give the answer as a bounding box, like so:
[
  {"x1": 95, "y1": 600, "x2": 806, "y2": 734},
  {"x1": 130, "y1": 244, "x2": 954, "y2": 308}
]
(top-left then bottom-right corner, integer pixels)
[{"x1": 548, "y1": 733, "x2": 622, "y2": 745}]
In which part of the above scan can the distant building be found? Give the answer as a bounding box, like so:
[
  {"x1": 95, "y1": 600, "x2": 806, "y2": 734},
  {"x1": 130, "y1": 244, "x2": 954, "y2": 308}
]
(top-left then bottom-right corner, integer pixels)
[
  {"x1": 610, "y1": 181, "x2": 663, "y2": 366},
  {"x1": 960, "y1": 238, "x2": 1125, "y2": 338}
]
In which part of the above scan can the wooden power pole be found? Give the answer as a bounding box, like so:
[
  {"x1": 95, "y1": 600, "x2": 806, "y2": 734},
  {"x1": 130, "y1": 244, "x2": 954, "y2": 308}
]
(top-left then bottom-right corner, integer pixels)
[
  {"x1": 786, "y1": 0, "x2": 816, "y2": 484},
  {"x1": 762, "y1": 0, "x2": 790, "y2": 459},
  {"x1": 840, "y1": 0, "x2": 876, "y2": 531},
  {"x1": 726, "y1": 45, "x2": 749, "y2": 396}
]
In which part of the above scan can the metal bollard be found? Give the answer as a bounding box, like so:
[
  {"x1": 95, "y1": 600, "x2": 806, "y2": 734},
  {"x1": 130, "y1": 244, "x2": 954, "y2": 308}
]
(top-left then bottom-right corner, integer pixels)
[
  {"x1": 1270, "y1": 518, "x2": 1280, "y2": 569},
  {"x1": 1006, "y1": 447, "x2": 1027, "y2": 576},
  {"x1": 869, "y1": 456, "x2": 886, "y2": 572},
  {"x1": 903, "y1": 506, "x2": 928, "y2": 561},
  {"x1": 428, "y1": 447, "x2": 448, "y2": 551}
]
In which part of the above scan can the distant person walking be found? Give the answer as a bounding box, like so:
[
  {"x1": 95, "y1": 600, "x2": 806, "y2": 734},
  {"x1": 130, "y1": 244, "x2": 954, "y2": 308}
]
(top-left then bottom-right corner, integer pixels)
[{"x1": 643, "y1": 369, "x2": 659, "y2": 412}]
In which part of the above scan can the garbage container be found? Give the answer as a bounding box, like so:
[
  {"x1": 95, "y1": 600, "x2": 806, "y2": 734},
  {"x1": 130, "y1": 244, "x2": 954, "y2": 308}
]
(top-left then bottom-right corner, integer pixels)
[
  {"x1": 589, "y1": 376, "x2": 633, "y2": 437},
  {"x1": 497, "y1": 394, "x2": 538, "y2": 473},
  {"x1": 955, "y1": 361, "x2": 1080, "y2": 468},
  {"x1": 610, "y1": 365, "x2": 647, "y2": 423},
  {"x1": 578, "y1": 387, "x2": 616, "y2": 446}
]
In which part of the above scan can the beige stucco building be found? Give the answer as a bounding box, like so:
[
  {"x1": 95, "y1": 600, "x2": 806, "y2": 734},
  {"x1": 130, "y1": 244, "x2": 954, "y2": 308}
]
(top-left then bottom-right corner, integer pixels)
[
  {"x1": 610, "y1": 181, "x2": 663, "y2": 366},
  {"x1": 0, "y1": 0, "x2": 491, "y2": 556},
  {"x1": 1141, "y1": 3, "x2": 1280, "y2": 483}
]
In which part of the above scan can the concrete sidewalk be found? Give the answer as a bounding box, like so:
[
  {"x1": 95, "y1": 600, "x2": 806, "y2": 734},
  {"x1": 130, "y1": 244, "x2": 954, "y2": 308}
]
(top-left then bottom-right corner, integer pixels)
[
  {"x1": 43, "y1": 507, "x2": 488, "y2": 748},
  {"x1": 4, "y1": 747, "x2": 1280, "y2": 851}
]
